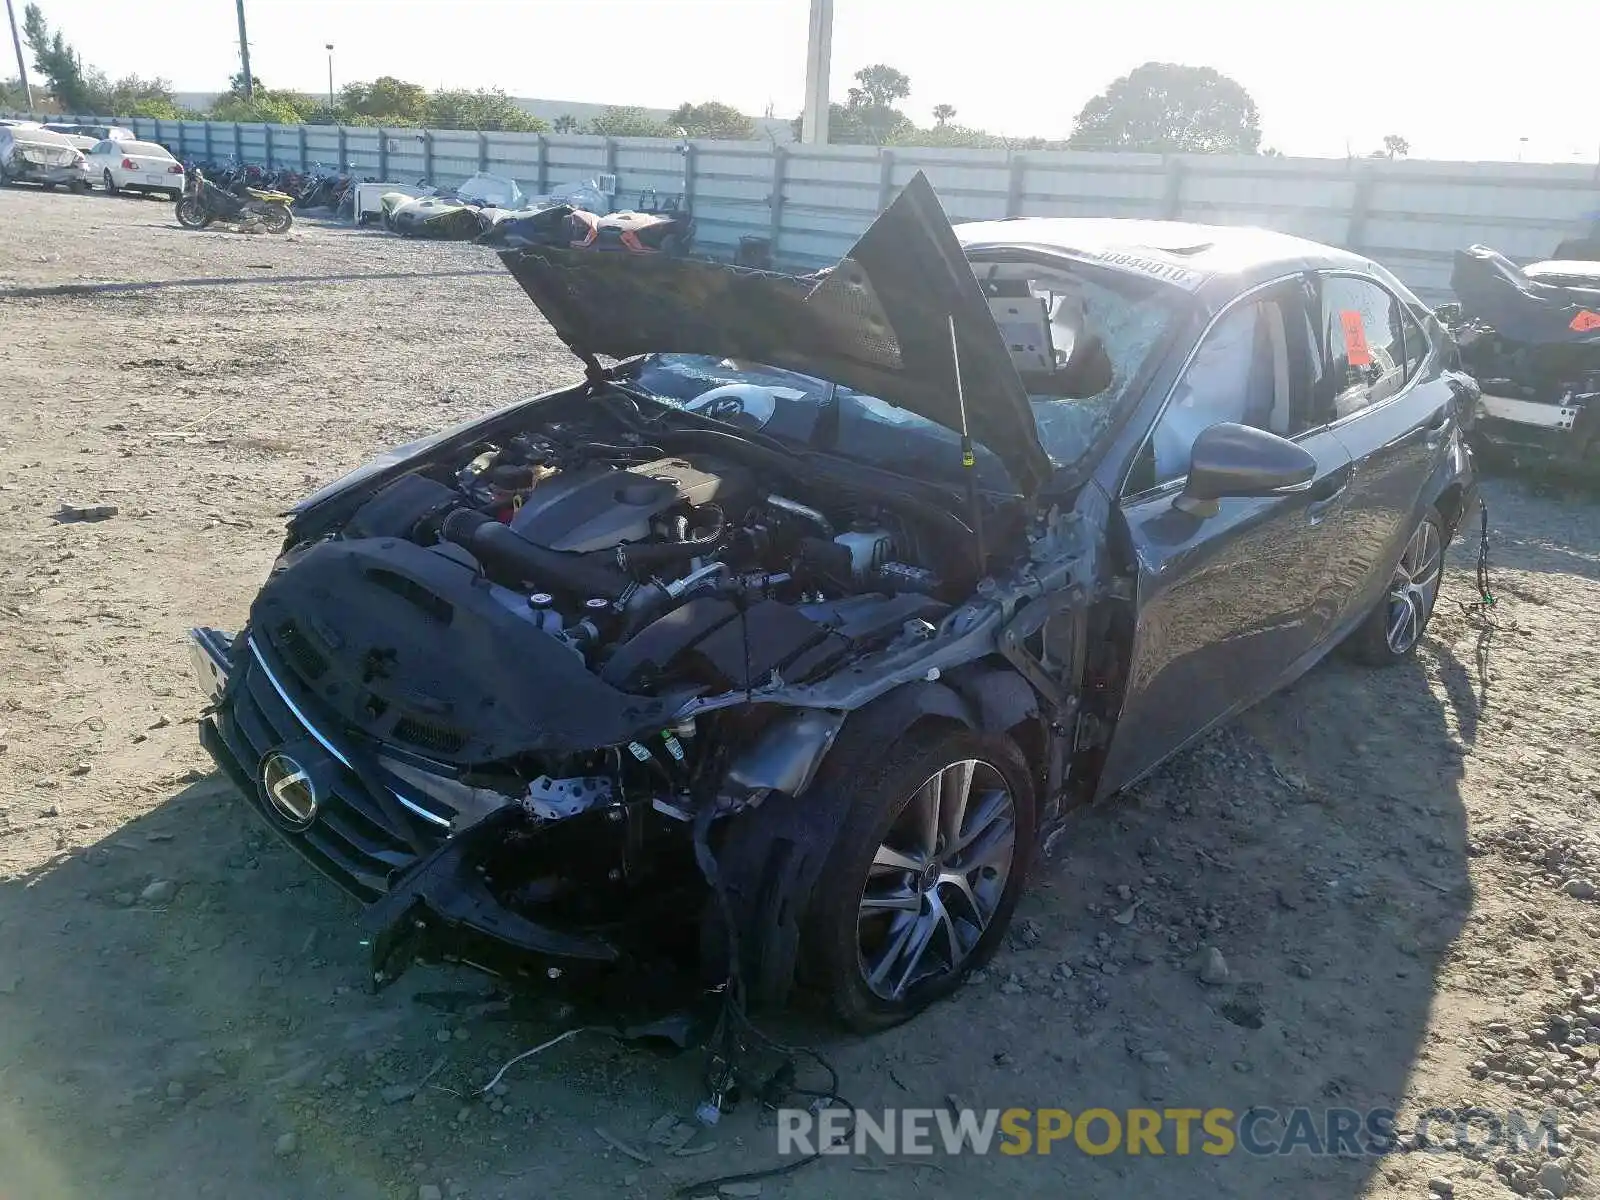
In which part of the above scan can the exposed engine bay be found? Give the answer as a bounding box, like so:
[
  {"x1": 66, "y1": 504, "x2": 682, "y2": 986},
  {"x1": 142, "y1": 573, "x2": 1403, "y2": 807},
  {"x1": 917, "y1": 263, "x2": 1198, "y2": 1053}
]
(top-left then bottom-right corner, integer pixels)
[{"x1": 257, "y1": 400, "x2": 973, "y2": 770}]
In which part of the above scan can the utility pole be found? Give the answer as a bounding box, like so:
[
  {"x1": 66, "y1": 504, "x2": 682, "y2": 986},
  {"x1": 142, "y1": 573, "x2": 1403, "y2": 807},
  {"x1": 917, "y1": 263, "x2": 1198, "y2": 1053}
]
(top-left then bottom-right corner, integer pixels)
[
  {"x1": 799, "y1": 0, "x2": 831, "y2": 144},
  {"x1": 235, "y1": 0, "x2": 254, "y2": 98},
  {"x1": 325, "y1": 43, "x2": 334, "y2": 112},
  {"x1": 5, "y1": 0, "x2": 32, "y2": 110}
]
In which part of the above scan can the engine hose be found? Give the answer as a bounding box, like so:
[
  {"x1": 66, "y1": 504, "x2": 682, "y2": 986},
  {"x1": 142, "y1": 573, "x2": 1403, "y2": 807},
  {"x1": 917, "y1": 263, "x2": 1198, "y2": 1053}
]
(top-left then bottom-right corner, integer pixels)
[
  {"x1": 438, "y1": 508, "x2": 628, "y2": 600},
  {"x1": 614, "y1": 505, "x2": 727, "y2": 577}
]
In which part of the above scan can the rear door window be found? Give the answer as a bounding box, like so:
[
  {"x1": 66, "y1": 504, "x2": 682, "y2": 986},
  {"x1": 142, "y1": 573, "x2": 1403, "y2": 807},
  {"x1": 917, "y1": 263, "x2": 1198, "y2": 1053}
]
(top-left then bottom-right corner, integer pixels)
[{"x1": 1319, "y1": 276, "x2": 1407, "y2": 420}]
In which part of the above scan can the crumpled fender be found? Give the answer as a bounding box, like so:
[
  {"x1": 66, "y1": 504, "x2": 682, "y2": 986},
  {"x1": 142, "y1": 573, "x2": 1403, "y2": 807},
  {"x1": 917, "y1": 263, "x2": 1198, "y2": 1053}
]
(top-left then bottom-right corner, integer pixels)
[{"x1": 707, "y1": 670, "x2": 1035, "y2": 1007}]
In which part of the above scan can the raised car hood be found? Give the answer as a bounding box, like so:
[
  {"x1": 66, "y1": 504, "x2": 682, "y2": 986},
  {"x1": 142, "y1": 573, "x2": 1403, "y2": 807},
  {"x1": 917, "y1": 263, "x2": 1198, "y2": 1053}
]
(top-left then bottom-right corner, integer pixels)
[{"x1": 498, "y1": 172, "x2": 1052, "y2": 496}]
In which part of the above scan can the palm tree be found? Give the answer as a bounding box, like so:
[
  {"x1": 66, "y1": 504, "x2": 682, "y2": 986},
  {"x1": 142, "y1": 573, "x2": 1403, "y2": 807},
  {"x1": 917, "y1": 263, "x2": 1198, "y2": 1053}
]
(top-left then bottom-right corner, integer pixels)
[
  {"x1": 552, "y1": 114, "x2": 580, "y2": 134},
  {"x1": 1382, "y1": 134, "x2": 1409, "y2": 159},
  {"x1": 932, "y1": 103, "x2": 956, "y2": 128}
]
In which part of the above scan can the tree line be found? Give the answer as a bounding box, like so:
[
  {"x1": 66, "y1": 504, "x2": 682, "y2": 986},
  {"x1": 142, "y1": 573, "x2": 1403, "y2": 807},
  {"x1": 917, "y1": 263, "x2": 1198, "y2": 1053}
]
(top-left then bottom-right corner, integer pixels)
[{"x1": 1, "y1": 5, "x2": 1411, "y2": 157}]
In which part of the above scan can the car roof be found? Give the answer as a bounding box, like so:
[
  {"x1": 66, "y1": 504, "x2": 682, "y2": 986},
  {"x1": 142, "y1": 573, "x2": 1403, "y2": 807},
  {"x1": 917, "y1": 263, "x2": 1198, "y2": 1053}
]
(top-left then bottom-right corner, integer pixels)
[
  {"x1": 6, "y1": 127, "x2": 73, "y2": 146},
  {"x1": 955, "y1": 217, "x2": 1373, "y2": 295}
]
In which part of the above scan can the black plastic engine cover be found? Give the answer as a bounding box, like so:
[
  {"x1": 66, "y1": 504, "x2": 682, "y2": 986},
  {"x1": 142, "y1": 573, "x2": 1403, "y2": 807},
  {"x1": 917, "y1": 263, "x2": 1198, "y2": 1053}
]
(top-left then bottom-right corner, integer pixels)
[
  {"x1": 251, "y1": 537, "x2": 676, "y2": 763},
  {"x1": 601, "y1": 597, "x2": 838, "y2": 693}
]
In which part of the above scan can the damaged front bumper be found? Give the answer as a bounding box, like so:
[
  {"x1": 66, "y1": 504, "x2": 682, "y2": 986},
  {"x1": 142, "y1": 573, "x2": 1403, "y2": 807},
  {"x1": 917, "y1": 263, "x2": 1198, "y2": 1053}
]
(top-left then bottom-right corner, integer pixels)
[{"x1": 189, "y1": 626, "x2": 623, "y2": 986}]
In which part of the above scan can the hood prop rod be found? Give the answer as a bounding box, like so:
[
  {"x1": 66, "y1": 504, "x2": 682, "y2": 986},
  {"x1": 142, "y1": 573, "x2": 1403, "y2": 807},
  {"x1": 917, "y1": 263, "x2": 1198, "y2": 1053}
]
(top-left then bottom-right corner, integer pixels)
[{"x1": 948, "y1": 314, "x2": 987, "y2": 580}]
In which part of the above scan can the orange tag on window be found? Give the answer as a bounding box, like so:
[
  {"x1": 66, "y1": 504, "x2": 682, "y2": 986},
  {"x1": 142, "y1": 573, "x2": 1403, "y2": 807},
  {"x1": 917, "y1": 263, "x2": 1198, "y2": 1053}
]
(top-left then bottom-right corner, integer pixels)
[
  {"x1": 1340, "y1": 310, "x2": 1372, "y2": 366},
  {"x1": 1572, "y1": 310, "x2": 1600, "y2": 333}
]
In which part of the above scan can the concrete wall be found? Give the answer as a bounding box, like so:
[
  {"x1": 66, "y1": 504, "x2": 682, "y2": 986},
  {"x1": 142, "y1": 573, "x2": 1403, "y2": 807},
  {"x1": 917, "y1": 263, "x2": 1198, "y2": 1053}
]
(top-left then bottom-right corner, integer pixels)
[{"x1": 14, "y1": 111, "x2": 1599, "y2": 301}]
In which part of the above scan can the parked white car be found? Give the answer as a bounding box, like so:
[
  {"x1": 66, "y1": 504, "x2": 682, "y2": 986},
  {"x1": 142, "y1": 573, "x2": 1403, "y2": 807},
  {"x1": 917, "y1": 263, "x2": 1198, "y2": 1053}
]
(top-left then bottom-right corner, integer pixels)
[
  {"x1": 0, "y1": 126, "x2": 90, "y2": 191},
  {"x1": 86, "y1": 138, "x2": 184, "y2": 199}
]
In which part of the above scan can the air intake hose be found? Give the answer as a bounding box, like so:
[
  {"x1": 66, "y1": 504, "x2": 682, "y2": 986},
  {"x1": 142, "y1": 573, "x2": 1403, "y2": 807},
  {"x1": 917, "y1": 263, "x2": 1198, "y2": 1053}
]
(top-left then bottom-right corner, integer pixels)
[
  {"x1": 438, "y1": 508, "x2": 628, "y2": 600},
  {"x1": 613, "y1": 504, "x2": 726, "y2": 577}
]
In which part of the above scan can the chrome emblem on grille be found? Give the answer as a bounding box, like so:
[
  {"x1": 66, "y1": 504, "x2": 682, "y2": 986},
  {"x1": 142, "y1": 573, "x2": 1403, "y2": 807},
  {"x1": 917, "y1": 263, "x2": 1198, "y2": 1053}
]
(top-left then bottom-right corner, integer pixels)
[{"x1": 259, "y1": 751, "x2": 318, "y2": 830}]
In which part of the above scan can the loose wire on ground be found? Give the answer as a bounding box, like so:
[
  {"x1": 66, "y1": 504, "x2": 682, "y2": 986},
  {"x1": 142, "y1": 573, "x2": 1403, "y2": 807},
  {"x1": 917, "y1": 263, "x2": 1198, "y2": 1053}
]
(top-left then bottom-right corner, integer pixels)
[
  {"x1": 675, "y1": 804, "x2": 856, "y2": 1198},
  {"x1": 478, "y1": 1026, "x2": 603, "y2": 1095}
]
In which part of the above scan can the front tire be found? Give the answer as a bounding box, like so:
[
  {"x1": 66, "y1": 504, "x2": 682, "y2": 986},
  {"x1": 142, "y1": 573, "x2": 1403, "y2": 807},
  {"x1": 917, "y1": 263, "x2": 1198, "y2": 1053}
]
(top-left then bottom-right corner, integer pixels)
[
  {"x1": 260, "y1": 204, "x2": 293, "y2": 234},
  {"x1": 1346, "y1": 510, "x2": 1445, "y2": 665},
  {"x1": 102, "y1": 170, "x2": 119, "y2": 196},
  {"x1": 803, "y1": 724, "x2": 1036, "y2": 1032},
  {"x1": 174, "y1": 196, "x2": 212, "y2": 229}
]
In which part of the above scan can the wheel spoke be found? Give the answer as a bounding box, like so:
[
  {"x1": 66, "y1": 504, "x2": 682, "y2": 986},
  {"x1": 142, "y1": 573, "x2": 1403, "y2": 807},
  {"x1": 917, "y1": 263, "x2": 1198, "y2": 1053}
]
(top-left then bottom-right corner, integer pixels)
[
  {"x1": 887, "y1": 907, "x2": 942, "y2": 998},
  {"x1": 1387, "y1": 591, "x2": 1417, "y2": 651},
  {"x1": 870, "y1": 843, "x2": 922, "y2": 876},
  {"x1": 935, "y1": 902, "x2": 968, "y2": 965},
  {"x1": 937, "y1": 869, "x2": 988, "y2": 926},
  {"x1": 865, "y1": 912, "x2": 921, "y2": 991},
  {"x1": 908, "y1": 775, "x2": 941, "y2": 859},
  {"x1": 949, "y1": 802, "x2": 1016, "y2": 877},
  {"x1": 1412, "y1": 546, "x2": 1441, "y2": 594},
  {"x1": 859, "y1": 886, "x2": 921, "y2": 915},
  {"x1": 946, "y1": 788, "x2": 1010, "y2": 858},
  {"x1": 936, "y1": 760, "x2": 975, "y2": 853}
]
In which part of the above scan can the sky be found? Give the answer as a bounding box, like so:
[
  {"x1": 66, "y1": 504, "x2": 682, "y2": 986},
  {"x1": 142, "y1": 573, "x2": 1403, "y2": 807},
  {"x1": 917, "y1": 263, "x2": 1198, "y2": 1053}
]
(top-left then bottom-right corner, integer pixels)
[{"x1": 9, "y1": 0, "x2": 1599, "y2": 163}]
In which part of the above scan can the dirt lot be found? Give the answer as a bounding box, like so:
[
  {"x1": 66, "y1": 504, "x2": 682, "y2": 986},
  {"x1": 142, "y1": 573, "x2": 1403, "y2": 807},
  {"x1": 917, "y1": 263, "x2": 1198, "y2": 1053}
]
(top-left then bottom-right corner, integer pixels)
[{"x1": 4, "y1": 186, "x2": 1600, "y2": 1200}]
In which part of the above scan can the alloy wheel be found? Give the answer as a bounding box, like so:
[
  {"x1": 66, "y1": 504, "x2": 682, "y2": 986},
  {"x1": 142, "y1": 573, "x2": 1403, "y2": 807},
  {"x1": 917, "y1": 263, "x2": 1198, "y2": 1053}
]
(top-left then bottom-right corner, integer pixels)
[
  {"x1": 857, "y1": 759, "x2": 1017, "y2": 1000},
  {"x1": 1385, "y1": 518, "x2": 1443, "y2": 654}
]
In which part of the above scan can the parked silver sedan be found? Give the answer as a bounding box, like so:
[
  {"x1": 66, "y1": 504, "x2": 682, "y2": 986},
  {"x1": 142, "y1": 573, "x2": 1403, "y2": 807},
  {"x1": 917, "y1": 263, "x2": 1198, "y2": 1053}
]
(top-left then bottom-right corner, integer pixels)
[{"x1": 0, "y1": 126, "x2": 89, "y2": 192}]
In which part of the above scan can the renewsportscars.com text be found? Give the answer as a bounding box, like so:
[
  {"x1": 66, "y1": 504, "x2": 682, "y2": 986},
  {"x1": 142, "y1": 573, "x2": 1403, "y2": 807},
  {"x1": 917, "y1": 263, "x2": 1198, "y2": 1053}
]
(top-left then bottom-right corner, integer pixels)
[{"x1": 777, "y1": 1106, "x2": 1562, "y2": 1158}]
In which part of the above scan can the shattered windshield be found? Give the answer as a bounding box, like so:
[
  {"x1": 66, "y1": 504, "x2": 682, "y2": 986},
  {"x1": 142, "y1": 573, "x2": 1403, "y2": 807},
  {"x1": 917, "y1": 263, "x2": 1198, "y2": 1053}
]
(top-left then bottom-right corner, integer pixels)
[{"x1": 629, "y1": 259, "x2": 1179, "y2": 488}]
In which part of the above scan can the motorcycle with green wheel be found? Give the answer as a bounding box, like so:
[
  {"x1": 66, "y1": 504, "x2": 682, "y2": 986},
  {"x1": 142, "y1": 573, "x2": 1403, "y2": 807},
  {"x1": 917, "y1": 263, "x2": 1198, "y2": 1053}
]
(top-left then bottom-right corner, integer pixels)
[{"x1": 175, "y1": 167, "x2": 294, "y2": 234}]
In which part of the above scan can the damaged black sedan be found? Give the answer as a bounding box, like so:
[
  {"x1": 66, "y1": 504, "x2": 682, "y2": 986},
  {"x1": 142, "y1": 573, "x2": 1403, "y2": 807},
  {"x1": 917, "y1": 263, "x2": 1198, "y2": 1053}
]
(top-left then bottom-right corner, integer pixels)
[{"x1": 191, "y1": 174, "x2": 1478, "y2": 1032}]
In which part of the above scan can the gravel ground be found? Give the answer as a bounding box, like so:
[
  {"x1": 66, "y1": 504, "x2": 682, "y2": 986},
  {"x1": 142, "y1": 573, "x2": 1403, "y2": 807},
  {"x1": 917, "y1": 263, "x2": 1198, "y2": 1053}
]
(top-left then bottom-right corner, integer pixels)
[{"x1": 4, "y1": 186, "x2": 1600, "y2": 1200}]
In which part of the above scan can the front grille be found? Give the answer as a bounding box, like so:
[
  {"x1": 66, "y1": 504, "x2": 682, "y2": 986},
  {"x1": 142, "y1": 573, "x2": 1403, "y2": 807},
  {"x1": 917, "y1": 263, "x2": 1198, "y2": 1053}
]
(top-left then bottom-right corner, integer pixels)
[
  {"x1": 392, "y1": 715, "x2": 467, "y2": 755},
  {"x1": 273, "y1": 620, "x2": 329, "y2": 681},
  {"x1": 206, "y1": 640, "x2": 452, "y2": 901}
]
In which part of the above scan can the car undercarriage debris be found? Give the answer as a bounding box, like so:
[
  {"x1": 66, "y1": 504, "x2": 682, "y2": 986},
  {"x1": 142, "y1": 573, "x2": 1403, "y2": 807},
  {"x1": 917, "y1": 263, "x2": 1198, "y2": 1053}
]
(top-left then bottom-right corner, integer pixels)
[{"x1": 1442, "y1": 245, "x2": 1600, "y2": 474}]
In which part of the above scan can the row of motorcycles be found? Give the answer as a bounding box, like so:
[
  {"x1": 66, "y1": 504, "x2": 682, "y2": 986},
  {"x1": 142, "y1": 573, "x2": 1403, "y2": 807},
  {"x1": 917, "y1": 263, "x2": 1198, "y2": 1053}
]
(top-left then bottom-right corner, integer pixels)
[{"x1": 172, "y1": 157, "x2": 368, "y2": 235}]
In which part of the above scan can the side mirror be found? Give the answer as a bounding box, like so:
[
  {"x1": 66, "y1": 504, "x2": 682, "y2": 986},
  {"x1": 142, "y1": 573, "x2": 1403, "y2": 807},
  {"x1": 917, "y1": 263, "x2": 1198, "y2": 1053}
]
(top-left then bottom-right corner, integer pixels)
[{"x1": 1175, "y1": 422, "x2": 1316, "y2": 517}]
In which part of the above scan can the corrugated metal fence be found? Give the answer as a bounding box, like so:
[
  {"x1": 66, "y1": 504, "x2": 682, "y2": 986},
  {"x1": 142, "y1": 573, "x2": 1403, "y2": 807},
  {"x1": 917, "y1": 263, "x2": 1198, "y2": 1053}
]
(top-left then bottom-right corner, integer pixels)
[{"x1": 14, "y1": 112, "x2": 1600, "y2": 300}]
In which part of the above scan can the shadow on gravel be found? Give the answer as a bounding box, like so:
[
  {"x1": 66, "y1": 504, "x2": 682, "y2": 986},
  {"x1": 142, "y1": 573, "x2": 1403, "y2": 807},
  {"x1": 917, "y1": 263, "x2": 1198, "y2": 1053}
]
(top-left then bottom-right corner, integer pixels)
[
  {"x1": 1473, "y1": 474, "x2": 1600, "y2": 583},
  {"x1": 0, "y1": 267, "x2": 501, "y2": 300},
  {"x1": 0, "y1": 777, "x2": 405, "y2": 1200},
  {"x1": 0, "y1": 645, "x2": 1472, "y2": 1200}
]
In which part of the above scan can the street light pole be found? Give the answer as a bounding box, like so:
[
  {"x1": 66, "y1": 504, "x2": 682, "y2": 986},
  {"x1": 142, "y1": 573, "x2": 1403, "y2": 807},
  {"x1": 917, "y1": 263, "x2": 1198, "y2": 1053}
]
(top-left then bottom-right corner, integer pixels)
[
  {"x1": 5, "y1": 0, "x2": 33, "y2": 111},
  {"x1": 325, "y1": 43, "x2": 334, "y2": 113},
  {"x1": 235, "y1": 0, "x2": 254, "y2": 98},
  {"x1": 800, "y1": 0, "x2": 832, "y2": 144}
]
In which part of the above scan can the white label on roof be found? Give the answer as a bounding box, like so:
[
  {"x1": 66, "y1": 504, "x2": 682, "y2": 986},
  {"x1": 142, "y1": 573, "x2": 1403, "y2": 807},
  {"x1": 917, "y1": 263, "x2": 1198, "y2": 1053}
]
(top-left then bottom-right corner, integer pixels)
[{"x1": 1086, "y1": 249, "x2": 1204, "y2": 290}]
